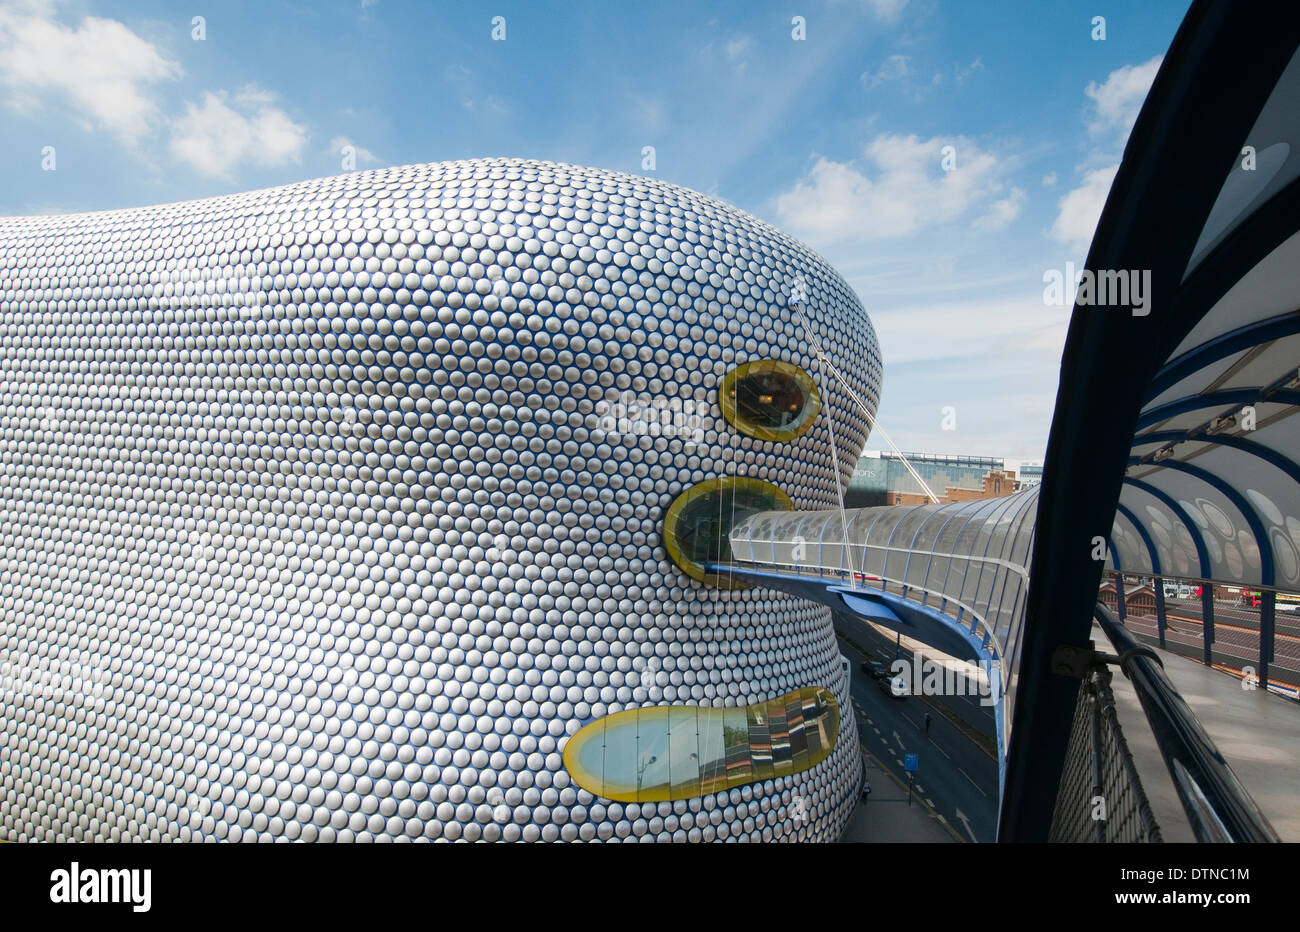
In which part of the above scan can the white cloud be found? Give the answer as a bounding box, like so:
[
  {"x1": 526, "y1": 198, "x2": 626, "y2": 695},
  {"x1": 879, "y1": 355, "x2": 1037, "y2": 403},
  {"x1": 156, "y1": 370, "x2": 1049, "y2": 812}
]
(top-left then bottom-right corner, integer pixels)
[
  {"x1": 866, "y1": 0, "x2": 909, "y2": 22},
  {"x1": 0, "y1": 3, "x2": 180, "y2": 144},
  {"x1": 1050, "y1": 164, "x2": 1118, "y2": 250},
  {"x1": 444, "y1": 63, "x2": 511, "y2": 116},
  {"x1": 870, "y1": 293, "x2": 1070, "y2": 365},
  {"x1": 774, "y1": 134, "x2": 1019, "y2": 244},
  {"x1": 873, "y1": 292, "x2": 1066, "y2": 366},
  {"x1": 723, "y1": 35, "x2": 752, "y2": 77},
  {"x1": 1041, "y1": 171, "x2": 1057, "y2": 186},
  {"x1": 1085, "y1": 55, "x2": 1162, "y2": 138},
  {"x1": 329, "y1": 135, "x2": 382, "y2": 167},
  {"x1": 863, "y1": 54, "x2": 910, "y2": 88},
  {"x1": 952, "y1": 57, "x2": 983, "y2": 86},
  {"x1": 170, "y1": 86, "x2": 307, "y2": 179},
  {"x1": 725, "y1": 36, "x2": 751, "y2": 60},
  {"x1": 1049, "y1": 57, "x2": 1162, "y2": 252},
  {"x1": 974, "y1": 187, "x2": 1026, "y2": 232}
]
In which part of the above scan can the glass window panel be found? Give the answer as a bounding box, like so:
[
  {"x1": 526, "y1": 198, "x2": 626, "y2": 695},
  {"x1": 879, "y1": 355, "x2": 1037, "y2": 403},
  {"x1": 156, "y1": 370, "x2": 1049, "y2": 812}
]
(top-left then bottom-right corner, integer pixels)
[
  {"x1": 806, "y1": 688, "x2": 837, "y2": 762},
  {"x1": 944, "y1": 560, "x2": 969, "y2": 602},
  {"x1": 801, "y1": 690, "x2": 823, "y2": 759},
  {"x1": 861, "y1": 543, "x2": 887, "y2": 577},
  {"x1": 924, "y1": 555, "x2": 951, "y2": 592},
  {"x1": 636, "y1": 709, "x2": 671, "y2": 800},
  {"x1": 723, "y1": 705, "x2": 752, "y2": 786},
  {"x1": 747, "y1": 702, "x2": 774, "y2": 781},
  {"x1": 698, "y1": 709, "x2": 728, "y2": 795},
  {"x1": 972, "y1": 565, "x2": 998, "y2": 612},
  {"x1": 768, "y1": 696, "x2": 792, "y2": 778},
  {"x1": 599, "y1": 713, "x2": 640, "y2": 800},
  {"x1": 786, "y1": 690, "x2": 809, "y2": 774},
  {"x1": 567, "y1": 717, "x2": 608, "y2": 796},
  {"x1": 668, "y1": 706, "x2": 701, "y2": 799}
]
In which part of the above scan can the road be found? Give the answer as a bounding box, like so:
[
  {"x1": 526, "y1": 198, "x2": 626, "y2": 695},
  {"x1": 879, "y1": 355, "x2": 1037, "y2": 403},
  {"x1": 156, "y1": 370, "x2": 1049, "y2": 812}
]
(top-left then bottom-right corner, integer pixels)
[{"x1": 834, "y1": 613, "x2": 1000, "y2": 842}]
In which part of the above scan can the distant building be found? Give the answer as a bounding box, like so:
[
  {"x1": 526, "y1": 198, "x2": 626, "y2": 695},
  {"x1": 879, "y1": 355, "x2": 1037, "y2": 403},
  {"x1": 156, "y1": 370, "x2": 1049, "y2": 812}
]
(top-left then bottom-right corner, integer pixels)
[
  {"x1": 846, "y1": 451, "x2": 1043, "y2": 507},
  {"x1": 1099, "y1": 581, "x2": 1158, "y2": 617},
  {"x1": 1010, "y1": 460, "x2": 1045, "y2": 487}
]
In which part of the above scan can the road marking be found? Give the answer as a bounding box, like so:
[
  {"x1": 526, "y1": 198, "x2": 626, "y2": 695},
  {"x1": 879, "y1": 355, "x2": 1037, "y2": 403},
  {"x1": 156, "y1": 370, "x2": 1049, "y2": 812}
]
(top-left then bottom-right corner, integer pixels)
[
  {"x1": 893, "y1": 731, "x2": 905, "y2": 750},
  {"x1": 925, "y1": 798, "x2": 934, "y2": 806},
  {"x1": 954, "y1": 808, "x2": 979, "y2": 843},
  {"x1": 1168, "y1": 613, "x2": 1300, "y2": 645},
  {"x1": 901, "y1": 712, "x2": 918, "y2": 729},
  {"x1": 858, "y1": 743, "x2": 965, "y2": 843},
  {"x1": 959, "y1": 767, "x2": 987, "y2": 797},
  {"x1": 928, "y1": 739, "x2": 951, "y2": 760}
]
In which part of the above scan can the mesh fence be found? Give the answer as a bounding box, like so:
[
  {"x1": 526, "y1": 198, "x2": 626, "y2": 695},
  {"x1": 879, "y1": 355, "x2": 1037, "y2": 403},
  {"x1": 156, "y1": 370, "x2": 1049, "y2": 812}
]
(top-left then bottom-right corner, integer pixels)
[{"x1": 1049, "y1": 665, "x2": 1163, "y2": 843}]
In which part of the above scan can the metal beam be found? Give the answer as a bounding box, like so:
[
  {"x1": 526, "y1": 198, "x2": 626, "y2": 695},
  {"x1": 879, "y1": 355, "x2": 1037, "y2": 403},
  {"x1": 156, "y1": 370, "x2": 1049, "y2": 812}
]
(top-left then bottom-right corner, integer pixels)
[
  {"x1": 1145, "y1": 312, "x2": 1300, "y2": 402},
  {"x1": 1133, "y1": 428, "x2": 1300, "y2": 483},
  {"x1": 1116, "y1": 501, "x2": 1165, "y2": 647},
  {"x1": 1131, "y1": 459, "x2": 1278, "y2": 674}
]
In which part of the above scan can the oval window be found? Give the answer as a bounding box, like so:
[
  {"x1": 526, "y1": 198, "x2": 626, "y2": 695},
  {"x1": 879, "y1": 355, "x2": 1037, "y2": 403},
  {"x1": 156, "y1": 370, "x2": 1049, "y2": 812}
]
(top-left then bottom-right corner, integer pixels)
[
  {"x1": 663, "y1": 476, "x2": 793, "y2": 589},
  {"x1": 719, "y1": 359, "x2": 821, "y2": 442},
  {"x1": 563, "y1": 686, "x2": 840, "y2": 802}
]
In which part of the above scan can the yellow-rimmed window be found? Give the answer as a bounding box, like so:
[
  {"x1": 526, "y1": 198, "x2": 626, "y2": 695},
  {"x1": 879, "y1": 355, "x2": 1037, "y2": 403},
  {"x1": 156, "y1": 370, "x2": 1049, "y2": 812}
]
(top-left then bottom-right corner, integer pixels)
[
  {"x1": 562, "y1": 687, "x2": 839, "y2": 802},
  {"x1": 662, "y1": 476, "x2": 792, "y2": 588},
  {"x1": 719, "y1": 359, "x2": 821, "y2": 442}
]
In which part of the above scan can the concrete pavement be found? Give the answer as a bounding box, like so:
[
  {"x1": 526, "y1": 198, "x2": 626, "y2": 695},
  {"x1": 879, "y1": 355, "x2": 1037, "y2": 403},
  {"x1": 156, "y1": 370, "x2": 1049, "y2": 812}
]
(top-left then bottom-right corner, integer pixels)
[{"x1": 1100, "y1": 623, "x2": 1300, "y2": 841}]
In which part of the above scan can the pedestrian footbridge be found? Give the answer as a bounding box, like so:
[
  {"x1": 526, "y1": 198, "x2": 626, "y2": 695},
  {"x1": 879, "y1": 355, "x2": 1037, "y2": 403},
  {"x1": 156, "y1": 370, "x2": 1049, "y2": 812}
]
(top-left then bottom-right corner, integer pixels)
[{"x1": 706, "y1": 488, "x2": 1039, "y2": 797}]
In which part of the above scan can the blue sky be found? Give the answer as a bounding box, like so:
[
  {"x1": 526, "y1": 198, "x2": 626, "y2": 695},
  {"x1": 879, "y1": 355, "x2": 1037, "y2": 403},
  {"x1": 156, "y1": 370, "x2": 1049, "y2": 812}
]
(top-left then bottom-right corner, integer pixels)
[{"x1": 0, "y1": 0, "x2": 1193, "y2": 460}]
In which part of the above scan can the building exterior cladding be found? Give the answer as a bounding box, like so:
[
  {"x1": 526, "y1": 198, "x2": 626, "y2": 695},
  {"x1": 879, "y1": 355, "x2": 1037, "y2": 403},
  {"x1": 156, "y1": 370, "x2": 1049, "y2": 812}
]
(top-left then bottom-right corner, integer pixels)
[{"x1": 0, "y1": 159, "x2": 881, "y2": 842}]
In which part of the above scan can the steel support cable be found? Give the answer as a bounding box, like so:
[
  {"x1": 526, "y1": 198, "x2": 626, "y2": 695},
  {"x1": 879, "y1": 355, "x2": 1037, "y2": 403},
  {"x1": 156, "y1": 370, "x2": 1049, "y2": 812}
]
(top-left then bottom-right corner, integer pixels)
[{"x1": 793, "y1": 307, "x2": 941, "y2": 505}]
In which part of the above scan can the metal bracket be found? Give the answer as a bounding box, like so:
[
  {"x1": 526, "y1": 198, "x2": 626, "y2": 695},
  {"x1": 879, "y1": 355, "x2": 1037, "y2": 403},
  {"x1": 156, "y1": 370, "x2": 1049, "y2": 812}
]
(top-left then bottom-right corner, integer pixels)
[
  {"x1": 1051, "y1": 642, "x2": 1098, "y2": 678},
  {"x1": 1115, "y1": 644, "x2": 1165, "y2": 673},
  {"x1": 1052, "y1": 638, "x2": 1163, "y2": 679}
]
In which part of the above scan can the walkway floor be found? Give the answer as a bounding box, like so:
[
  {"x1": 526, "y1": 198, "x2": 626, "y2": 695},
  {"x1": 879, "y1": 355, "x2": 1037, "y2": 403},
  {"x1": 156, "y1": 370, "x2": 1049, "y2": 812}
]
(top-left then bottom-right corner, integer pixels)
[
  {"x1": 839, "y1": 746, "x2": 960, "y2": 843},
  {"x1": 1100, "y1": 624, "x2": 1300, "y2": 841}
]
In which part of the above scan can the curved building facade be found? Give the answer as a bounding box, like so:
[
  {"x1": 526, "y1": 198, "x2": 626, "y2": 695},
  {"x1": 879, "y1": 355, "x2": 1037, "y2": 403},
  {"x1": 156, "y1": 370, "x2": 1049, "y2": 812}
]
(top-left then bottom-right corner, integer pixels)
[{"x1": 0, "y1": 158, "x2": 881, "y2": 841}]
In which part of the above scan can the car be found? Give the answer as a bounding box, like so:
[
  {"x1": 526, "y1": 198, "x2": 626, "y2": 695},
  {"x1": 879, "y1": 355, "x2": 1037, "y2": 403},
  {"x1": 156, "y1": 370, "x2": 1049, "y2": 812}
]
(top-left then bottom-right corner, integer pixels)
[
  {"x1": 878, "y1": 673, "x2": 908, "y2": 699},
  {"x1": 860, "y1": 660, "x2": 887, "y2": 680}
]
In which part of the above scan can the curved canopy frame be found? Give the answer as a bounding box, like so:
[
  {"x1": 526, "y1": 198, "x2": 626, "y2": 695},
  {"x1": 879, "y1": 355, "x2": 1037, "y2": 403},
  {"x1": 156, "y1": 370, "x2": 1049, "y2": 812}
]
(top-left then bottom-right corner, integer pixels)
[{"x1": 1005, "y1": 1, "x2": 1300, "y2": 839}]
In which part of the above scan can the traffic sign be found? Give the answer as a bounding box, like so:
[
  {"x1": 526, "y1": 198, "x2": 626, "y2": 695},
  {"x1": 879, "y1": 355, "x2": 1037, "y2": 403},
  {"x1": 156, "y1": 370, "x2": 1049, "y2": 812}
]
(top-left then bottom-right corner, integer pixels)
[{"x1": 904, "y1": 753, "x2": 919, "y2": 772}]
